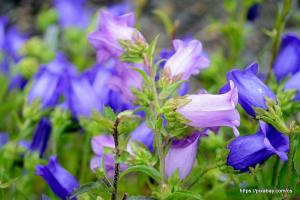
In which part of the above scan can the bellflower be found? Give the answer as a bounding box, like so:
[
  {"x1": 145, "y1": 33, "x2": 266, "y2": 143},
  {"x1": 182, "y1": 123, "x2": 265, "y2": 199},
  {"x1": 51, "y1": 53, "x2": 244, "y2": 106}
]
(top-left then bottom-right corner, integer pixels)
[
  {"x1": 227, "y1": 122, "x2": 289, "y2": 172},
  {"x1": 53, "y1": 0, "x2": 90, "y2": 29},
  {"x1": 65, "y1": 76, "x2": 102, "y2": 117},
  {"x1": 221, "y1": 63, "x2": 276, "y2": 117},
  {"x1": 163, "y1": 39, "x2": 210, "y2": 80},
  {"x1": 36, "y1": 156, "x2": 79, "y2": 200},
  {"x1": 88, "y1": 10, "x2": 145, "y2": 63},
  {"x1": 128, "y1": 122, "x2": 154, "y2": 152},
  {"x1": 177, "y1": 81, "x2": 240, "y2": 136},
  {"x1": 8, "y1": 74, "x2": 27, "y2": 91},
  {"x1": 29, "y1": 118, "x2": 52, "y2": 157},
  {"x1": 90, "y1": 135, "x2": 127, "y2": 177},
  {"x1": 0, "y1": 132, "x2": 8, "y2": 148},
  {"x1": 247, "y1": 3, "x2": 260, "y2": 21},
  {"x1": 28, "y1": 53, "x2": 77, "y2": 108},
  {"x1": 284, "y1": 71, "x2": 300, "y2": 100},
  {"x1": 108, "y1": 2, "x2": 133, "y2": 16},
  {"x1": 273, "y1": 34, "x2": 300, "y2": 81},
  {"x1": 165, "y1": 133, "x2": 201, "y2": 179}
]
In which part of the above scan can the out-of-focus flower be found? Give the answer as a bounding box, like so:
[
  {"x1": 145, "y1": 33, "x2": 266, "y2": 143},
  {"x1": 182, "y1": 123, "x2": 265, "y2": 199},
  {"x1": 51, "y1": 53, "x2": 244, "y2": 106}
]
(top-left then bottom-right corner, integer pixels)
[
  {"x1": 163, "y1": 39, "x2": 209, "y2": 80},
  {"x1": 29, "y1": 118, "x2": 52, "y2": 157},
  {"x1": 108, "y1": 2, "x2": 133, "y2": 16},
  {"x1": 36, "y1": 156, "x2": 79, "y2": 200},
  {"x1": 28, "y1": 53, "x2": 77, "y2": 108},
  {"x1": 128, "y1": 122, "x2": 154, "y2": 152},
  {"x1": 53, "y1": 0, "x2": 90, "y2": 29},
  {"x1": 90, "y1": 135, "x2": 126, "y2": 177},
  {"x1": 8, "y1": 74, "x2": 27, "y2": 90},
  {"x1": 273, "y1": 34, "x2": 300, "y2": 82},
  {"x1": 284, "y1": 71, "x2": 300, "y2": 100},
  {"x1": 88, "y1": 10, "x2": 145, "y2": 63},
  {"x1": 227, "y1": 122, "x2": 289, "y2": 172},
  {"x1": 0, "y1": 132, "x2": 8, "y2": 148},
  {"x1": 165, "y1": 133, "x2": 201, "y2": 179},
  {"x1": 65, "y1": 76, "x2": 102, "y2": 117},
  {"x1": 247, "y1": 3, "x2": 260, "y2": 21},
  {"x1": 221, "y1": 63, "x2": 276, "y2": 117},
  {"x1": 177, "y1": 81, "x2": 240, "y2": 136}
]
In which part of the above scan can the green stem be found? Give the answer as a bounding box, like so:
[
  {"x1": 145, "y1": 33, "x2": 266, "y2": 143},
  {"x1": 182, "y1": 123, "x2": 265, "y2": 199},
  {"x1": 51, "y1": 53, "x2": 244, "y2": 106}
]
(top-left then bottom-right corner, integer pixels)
[
  {"x1": 112, "y1": 118, "x2": 120, "y2": 200},
  {"x1": 271, "y1": 157, "x2": 280, "y2": 187},
  {"x1": 266, "y1": 0, "x2": 292, "y2": 83},
  {"x1": 79, "y1": 133, "x2": 90, "y2": 183},
  {"x1": 287, "y1": 131, "x2": 295, "y2": 187},
  {"x1": 186, "y1": 165, "x2": 218, "y2": 188}
]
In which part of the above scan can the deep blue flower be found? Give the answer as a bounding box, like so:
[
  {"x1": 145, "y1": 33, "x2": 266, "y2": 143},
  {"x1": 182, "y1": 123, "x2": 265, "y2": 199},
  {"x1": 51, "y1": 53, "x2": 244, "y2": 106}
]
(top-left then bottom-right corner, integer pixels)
[
  {"x1": 247, "y1": 3, "x2": 260, "y2": 21},
  {"x1": 53, "y1": 0, "x2": 90, "y2": 29},
  {"x1": 36, "y1": 156, "x2": 79, "y2": 200},
  {"x1": 0, "y1": 132, "x2": 8, "y2": 148},
  {"x1": 221, "y1": 63, "x2": 276, "y2": 117},
  {"x1": 284, "y1": 71, "x2": 300, "y2": 101},
  {"x1": 227, "y1": 122, "x2": 289, "y2": 172},
  {"x1": 28, "y1": 53, "x2": 77, "y2": 108},
  {"x1": 29, "y1": 118, "x2": 52, "y2": 157},
  {"x1": 273, "y1": 34, "x2": 300, "y2": 82}
]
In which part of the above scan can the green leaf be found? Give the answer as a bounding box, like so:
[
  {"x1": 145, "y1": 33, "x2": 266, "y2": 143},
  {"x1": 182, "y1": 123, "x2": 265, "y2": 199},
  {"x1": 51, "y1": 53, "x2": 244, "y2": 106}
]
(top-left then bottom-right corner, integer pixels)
[
  {"x1": 120, "y1": 165, "x2": 161, "y2": 183},
  {"x1": 103, "y1": 107, "x2": 116, "y2": 121},
  {"x1": 70, "y1": 181, "x2": 110, "y2": 199},
  {"x1": 159, "y1": 80, "x2": 185, "y2": 100},
  {"x1": 165, "y1": 190, "x2": 203, "y2": 200},
  {"x1": 130, "y1": 66, "x2": 151, "y2": 85},
  {"x1": 0, "y1": 177, "x2": 18, "y2": 189},
  {"x1": 146, "y1": 35, "x2": 159, "y2": 66}
]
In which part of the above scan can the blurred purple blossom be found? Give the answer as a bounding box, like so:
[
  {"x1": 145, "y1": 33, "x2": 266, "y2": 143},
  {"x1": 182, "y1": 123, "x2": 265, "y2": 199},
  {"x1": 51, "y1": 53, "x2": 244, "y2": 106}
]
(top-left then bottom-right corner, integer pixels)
[
  {"x1": 227, "y1": 122, "x2": 289, "y2": 172},
  {"x1": 128, "y1": 122, "x2": 154, "y2": 153},
  {"x1": 36, "y1": 156, "x2": 79, "y2": 200},
  {"x1": 53, "y1": 0, "x2": 90, "y2": 29},
  {"x1": 273, "y1": 34, "x2": 300, "y2": 82},
  {"x1": 0, "y1": 132, "x2": 8, "y2": 148},
  {"x1": 177, "y1": 80, "x2": 240, "y2": 136},
  {"x1": 284, "y1": 71, "x2": 300, "y2": 101},
  {"x1": 247, "y1": 3, "x2": 260, "y2": 22}
]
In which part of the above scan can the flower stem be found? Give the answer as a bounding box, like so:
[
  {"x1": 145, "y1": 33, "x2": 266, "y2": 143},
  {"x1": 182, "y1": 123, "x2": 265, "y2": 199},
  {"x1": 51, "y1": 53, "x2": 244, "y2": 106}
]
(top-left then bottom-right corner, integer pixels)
[
  {"x1": 266, "y1": 0, "x2": 292, "y2": 83},
  {"x1": 271, "y1": 156, "x2": 280, "y2": 186},
  {"x1": 112, "y1": 118, "x2": 120, "y2": 200},
  {"x1": 287, "y1": 130, "x2": 295, "y2": 187}
]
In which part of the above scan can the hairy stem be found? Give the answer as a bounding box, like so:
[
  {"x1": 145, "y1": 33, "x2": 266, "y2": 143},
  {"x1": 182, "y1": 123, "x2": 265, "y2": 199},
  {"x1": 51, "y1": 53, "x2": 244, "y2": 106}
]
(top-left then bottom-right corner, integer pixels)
[
  {"x1": 112, "y1": 118, "x2": 120, "y2": 200},
  {"x1": 266, "y1": 0, "x2": 292, "y2": 82}
]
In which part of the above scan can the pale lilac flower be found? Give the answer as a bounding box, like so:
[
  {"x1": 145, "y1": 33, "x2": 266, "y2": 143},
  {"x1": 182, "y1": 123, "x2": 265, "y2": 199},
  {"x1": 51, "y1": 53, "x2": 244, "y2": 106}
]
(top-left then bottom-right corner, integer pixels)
[
  {"x1": 177, "y1": 81, "x2": 240, "y2": 136},
  {"x1": 163, "y1": 39, "x2": 210, "y2": 80},
  {"x1": 88, "y1": 10, "x2": 145, "y2": 63},
  {"x1": 165, "y1": 133, "x2": 201, "y2": 179}
]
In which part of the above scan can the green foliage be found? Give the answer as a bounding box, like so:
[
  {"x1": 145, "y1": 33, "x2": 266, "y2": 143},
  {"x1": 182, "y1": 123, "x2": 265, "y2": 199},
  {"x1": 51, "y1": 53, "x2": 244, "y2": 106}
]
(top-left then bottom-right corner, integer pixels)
[
  {"x1": 120, "y1": 165, "x2": 161, "y2": 183},
  {"x1": 36, "y1": 9, "x2": 58, "y2": 31}
]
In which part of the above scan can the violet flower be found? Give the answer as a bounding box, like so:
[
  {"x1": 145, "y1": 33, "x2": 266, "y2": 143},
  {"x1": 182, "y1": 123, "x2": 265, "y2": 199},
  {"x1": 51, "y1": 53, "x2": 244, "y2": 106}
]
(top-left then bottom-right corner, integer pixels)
[
  {"x1": 65, "y1": 76, "x2": 102, "y2": 117},
  {"x1": 284, "y1": 71, "x2": 300, "y2": 101},
  {"x1": 36, "y1": 156, "x2": 79, "y2": 200},
  {"x1": 0, "y1": 132, "x2": 8, "y2": 148},
  {"x1": 227, "y1": 122, "x2": 289, "y2": 172},
  {"x1": 8, "y1": 74, "x2": 27, "y2": 90},
  {"x1": 221, "y1": 63, "x2": 276, "y2": 117},
  {"x1": 247, "y1": 3, "x2": 260, "y2": 21},
  {"x1": 163, "y1": 39, "x2": 210, "y2": 80},
  {"x1": 29, "y1": 118, "x2": 52, "y2": 157},
  {"x1": 177, "y1": 80, "x2": 240, "y2": 136},
  {"x1": 53, "y1": 0, "x2": 90, "y2": 29},
  {"x1": 28, "y1": 53, "x2": 77, "y2": 108},
  {"x1": 128, "y1": 122, "x2": 154, "y2": 152},
  {"x1": 273, "y1": 34, "x2": 300, "y2": 82},
  {"x1": 165, "y1": 133, "x2": 201, "y2": 179},
  {"x1": 88, "y1": 10, "x2": 145, "y2": 63}
]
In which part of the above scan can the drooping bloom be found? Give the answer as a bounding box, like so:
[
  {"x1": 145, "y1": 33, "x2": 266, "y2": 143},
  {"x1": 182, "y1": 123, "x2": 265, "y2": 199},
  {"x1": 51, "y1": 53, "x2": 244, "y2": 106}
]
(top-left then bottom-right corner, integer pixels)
[
  {"x1": 273, "y1": 34, "x2": 300, "y2": 82},
  {"x1": 163, "y1": 39, "x2": 210, "y2": 80},
  {"x1": 247, "y1": 3, "x2": 260, "y2": 21},
  {"x1": 128, "y1": 122, "x2": 154, "y2": 152},
  {"x1": 284, "y1": 71, "x2": 300, "y2": 100},
  {"x1": 29, "y1": 118, "x2": 52, "y2": 157},
  {"x1": 88, "y1": 10, "x2": 145, "y2": 63},
  {"x1": 227, "y1": 122, "x2": 289, "y2": 172},
  {"x1": 53, "y1": 0, "x2": 90, "y2": 29},
  {"x1": 28, "y1": 53, "x2": 77, "y2": 108},
  {"x1": 36, "y1": 156, "x2": 79, "y2": 200},
  {"x1": 177, "y1": 80, "x2": 240, "y2": 136},
  {"x1": 165, "y1": 133, "x2": 201, "y2": 179},
  {"x1": 221, "y1": 63, "x2": 276, "y2": 117},
  {"x1": 0, "y1": 132, "x2": 8, "y2": 148},
  {"x1": 65, "y1": 76, "x2": 102, "y2": 117}
]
